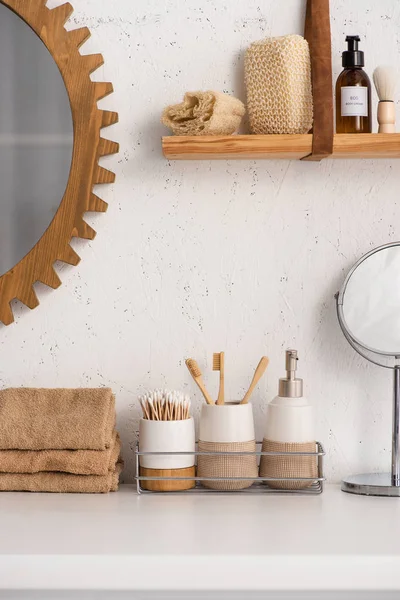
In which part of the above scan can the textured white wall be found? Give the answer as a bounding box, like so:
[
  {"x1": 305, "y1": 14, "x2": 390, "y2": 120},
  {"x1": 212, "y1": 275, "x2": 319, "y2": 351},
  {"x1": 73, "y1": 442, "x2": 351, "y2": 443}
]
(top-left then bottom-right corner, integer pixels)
[{"x1": 1, "y1": 0, "x2": 400, "y2": 483}]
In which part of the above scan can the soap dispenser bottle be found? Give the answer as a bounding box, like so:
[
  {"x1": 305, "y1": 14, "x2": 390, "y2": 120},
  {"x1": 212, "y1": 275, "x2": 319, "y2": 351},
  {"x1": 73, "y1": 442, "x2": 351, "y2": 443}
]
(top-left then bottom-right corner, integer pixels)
[
  {"x1": 259, "y1": 349, "x2": 318, "y2": 490},
  {"x1": 336, "y1": 35, "x2": 372, "y2": 133}
]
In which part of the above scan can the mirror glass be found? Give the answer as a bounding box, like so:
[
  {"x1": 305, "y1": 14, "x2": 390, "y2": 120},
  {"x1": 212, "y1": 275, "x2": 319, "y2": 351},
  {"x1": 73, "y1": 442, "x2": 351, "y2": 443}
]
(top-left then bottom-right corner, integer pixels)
[
  {"x1": 0, "y1": 3, "x2": 73, "y2": 276},
  {"x1": 341, "y1": 244, "x2": 400, "y2": 355}
]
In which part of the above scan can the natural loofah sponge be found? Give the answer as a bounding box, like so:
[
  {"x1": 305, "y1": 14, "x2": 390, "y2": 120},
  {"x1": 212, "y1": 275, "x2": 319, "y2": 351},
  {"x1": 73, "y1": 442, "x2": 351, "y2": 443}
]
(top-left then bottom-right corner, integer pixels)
[
  {"x1": 162, "y1": 91, "x2": 246, "y2": 136},
  {"x1": 245, "y1": 34, "x2": 313, "y2": 135}
]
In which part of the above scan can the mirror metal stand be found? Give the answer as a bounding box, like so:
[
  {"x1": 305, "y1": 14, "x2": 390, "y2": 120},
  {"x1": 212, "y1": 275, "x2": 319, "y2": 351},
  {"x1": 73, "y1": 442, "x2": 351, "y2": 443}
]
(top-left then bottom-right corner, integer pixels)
[
  {"x1": 336, "y1": 293, "x2": 400, "y2": 497},
  {"x1": 393, "y1": 366, "x2": 400, "y2": 487}
]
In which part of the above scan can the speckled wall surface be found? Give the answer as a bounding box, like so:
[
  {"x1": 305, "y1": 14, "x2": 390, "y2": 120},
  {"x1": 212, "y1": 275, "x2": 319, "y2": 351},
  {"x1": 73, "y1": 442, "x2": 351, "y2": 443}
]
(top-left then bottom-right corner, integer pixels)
[{"x1": 1, "y1": 0, "x2": 400, "y2": 483}]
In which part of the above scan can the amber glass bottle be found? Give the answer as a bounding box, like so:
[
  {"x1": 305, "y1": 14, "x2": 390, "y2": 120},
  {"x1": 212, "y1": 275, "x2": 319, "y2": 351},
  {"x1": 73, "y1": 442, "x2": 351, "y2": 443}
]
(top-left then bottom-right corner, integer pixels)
[{"x1": 336, "y1": 36, "x2": 372, "y2": 134}]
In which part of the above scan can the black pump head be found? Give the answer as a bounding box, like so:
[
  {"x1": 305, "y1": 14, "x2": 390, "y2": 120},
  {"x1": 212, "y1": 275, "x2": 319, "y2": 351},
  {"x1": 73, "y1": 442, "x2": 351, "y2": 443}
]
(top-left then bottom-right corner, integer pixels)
[
  {"x1": 346, "y1": 35, "x2": 361, "y2": 51},
  {"x1": 343, "y1": 35, "x2": 365, "y2": 68}
]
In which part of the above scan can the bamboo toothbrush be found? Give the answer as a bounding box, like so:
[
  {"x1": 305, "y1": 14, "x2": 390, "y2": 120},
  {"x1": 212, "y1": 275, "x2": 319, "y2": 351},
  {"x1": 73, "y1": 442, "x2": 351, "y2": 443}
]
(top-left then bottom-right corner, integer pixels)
[
  {"x1": 213, "y1": 351, "x2": 225, "y2": 405},
  {"x1": 185, "y1": 358, "x2": 215, "y2": 405},
  {"x1": 373, "y1": 66, "x2": 397, "y2": 133},
  {"x1": 240, "y1": 356, "x2": 270, "y2": 404}
]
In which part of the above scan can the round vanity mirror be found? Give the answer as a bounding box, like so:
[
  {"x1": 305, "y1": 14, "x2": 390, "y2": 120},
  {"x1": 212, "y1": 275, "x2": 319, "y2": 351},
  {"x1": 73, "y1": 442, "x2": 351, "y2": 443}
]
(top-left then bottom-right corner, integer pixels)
[
  {"x1": 0, "y1": 2, "x2": 73, "y2": 276},
  {"x1": 339, "y1": 244, "x2": 400, "y2": 357},
  {"x1": 336, "y1": 242, "x2": 400, "y2": 497}
]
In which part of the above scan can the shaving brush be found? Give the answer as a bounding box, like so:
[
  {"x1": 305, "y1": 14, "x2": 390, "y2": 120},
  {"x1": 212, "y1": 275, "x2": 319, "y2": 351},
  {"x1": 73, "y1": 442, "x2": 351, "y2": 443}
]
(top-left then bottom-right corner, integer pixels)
[{"x1": 373, "y1": 66, "x2": 397, "y2": 133}]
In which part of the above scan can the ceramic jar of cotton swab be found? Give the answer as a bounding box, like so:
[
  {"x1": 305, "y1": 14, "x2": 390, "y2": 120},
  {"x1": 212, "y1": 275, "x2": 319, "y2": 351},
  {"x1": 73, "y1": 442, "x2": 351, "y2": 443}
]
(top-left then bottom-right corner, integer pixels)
[{"x1": 138, "y1": 390, "x2": 195, "y2": 491}]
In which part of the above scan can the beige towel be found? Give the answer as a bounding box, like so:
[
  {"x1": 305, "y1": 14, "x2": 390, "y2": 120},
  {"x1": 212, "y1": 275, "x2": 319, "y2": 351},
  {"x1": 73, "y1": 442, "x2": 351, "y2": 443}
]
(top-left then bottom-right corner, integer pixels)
[
  {"x1": 0, "y1": 462, "x2": 123, "y2": 493},
  {"x1": 0, "y1": 433, "x2": 121, "y2": 476},
  {"x1": 0, "y1": 388, "x2": 115, "y2": 451},
  {"x1": 162, "y1": 91, "x2": 245, "y2": 136}
]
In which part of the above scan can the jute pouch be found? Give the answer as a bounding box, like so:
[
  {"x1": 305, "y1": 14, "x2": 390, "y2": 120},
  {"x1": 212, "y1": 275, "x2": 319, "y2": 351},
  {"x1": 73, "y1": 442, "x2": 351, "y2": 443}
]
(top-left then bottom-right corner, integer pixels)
[
  {"x1": 245, "y1": 34, "x2": 313, "y2": 135},
  {"x1": 197, "y1": 440, "x2": 258, "y2": 491},
  {"x1": 259, "y1": 439, "x2": 318, "y2": 490}
]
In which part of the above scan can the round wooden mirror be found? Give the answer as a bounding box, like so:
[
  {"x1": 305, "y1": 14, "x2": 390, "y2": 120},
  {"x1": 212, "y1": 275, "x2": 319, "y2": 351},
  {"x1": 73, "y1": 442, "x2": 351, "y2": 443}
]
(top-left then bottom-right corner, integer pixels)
[{"x1": 0, "y1": 1, "x2": 118, "y2": 326}]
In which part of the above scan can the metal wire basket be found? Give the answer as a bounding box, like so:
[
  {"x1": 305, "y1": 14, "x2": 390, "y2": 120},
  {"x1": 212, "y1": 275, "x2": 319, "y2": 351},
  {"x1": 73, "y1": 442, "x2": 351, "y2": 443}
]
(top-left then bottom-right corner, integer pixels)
[{"x1": 135, "y1": 441, "x2": 325, "y2": 495}]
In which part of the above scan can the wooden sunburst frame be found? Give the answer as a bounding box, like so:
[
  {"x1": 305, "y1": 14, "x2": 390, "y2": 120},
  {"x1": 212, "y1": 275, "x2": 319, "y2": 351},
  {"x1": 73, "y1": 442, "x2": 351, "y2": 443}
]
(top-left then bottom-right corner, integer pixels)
[{"x1": 0, "y1": 0, "x2": 118, "y2": 325}]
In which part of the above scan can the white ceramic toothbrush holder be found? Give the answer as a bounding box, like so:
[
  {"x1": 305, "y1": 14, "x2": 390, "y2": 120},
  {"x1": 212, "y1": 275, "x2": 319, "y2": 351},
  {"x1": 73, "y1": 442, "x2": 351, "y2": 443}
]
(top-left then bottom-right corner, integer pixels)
[
  {"x1": 197, "y1": 403, "x2": 258, "y2": 491},
  {"x1": 199, "y1": 402, "x2": 255, "y2": 442}
]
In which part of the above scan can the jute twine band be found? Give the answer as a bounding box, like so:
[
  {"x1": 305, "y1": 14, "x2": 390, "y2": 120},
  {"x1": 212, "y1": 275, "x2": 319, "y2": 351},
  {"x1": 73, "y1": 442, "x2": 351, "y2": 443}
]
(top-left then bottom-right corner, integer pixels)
[
  {"x1": 197, "y1": 440, "x2": 258, "y2": 491},
  {"x1": 259, "y1": 439, "x2": 318, "y2": 490}
]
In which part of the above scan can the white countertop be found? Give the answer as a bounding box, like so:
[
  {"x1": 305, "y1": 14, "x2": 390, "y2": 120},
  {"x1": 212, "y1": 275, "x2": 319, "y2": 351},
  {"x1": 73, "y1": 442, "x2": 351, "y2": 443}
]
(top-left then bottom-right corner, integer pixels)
[{"x1": 0, "y1": 484, "x2": 399, "y2": 592}]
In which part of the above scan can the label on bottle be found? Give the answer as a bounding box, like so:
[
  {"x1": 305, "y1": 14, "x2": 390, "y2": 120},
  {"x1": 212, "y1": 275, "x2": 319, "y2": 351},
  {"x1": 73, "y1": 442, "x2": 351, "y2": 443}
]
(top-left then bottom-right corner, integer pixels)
[{"x1": 341, "y1": 86, "x2": 368, "y2": 117}]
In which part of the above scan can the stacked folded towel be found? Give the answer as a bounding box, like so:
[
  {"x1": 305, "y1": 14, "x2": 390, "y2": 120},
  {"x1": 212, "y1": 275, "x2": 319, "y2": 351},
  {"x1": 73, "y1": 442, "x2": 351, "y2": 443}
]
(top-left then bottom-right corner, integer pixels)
[{"x1": 0, "y1": 388, "x2": 122, "y2": 493}]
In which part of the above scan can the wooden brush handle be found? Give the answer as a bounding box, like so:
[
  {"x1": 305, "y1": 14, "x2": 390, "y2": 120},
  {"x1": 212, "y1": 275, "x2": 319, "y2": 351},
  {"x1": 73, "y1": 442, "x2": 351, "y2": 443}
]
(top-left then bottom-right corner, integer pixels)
[
  {"x1": 241, "y1": 356, "x2": 269, "y2": 405},
  {"x1": 378, "y1": 102, "x2": 396, "y2": 133},
  {"x1": 216, "y1": 352, "x2": 225, "y2": 406},
  {"x1": 195, "y1": 377, "x2": 215, "y2": 405}
]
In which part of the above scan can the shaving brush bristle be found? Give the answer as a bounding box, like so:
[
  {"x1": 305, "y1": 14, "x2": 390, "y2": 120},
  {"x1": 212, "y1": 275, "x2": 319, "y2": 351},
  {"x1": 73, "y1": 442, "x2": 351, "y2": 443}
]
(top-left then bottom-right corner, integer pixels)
[{"x1": 373, "y1": 66, "x2": 397, "y2": 102}]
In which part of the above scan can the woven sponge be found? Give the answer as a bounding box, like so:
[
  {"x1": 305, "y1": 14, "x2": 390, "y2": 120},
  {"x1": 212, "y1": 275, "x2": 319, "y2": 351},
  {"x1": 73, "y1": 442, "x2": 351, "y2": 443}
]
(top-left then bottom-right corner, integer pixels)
[
  {"x1": 162, "y1": 91, "x2": 245, "y2": 136},
  {"x1": 245, "y1": 34, "x2": 313, "y2": 135}
]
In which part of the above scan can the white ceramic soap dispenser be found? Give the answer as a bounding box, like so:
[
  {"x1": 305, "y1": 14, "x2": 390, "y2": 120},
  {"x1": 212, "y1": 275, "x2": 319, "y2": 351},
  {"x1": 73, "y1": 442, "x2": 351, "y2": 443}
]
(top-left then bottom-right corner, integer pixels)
[
  {"x1": 264, "y1": 349, "x2": 314, "y2": 443},
  {"x1": 260, "y1": 349, "x2": 317, "y2": 490}
]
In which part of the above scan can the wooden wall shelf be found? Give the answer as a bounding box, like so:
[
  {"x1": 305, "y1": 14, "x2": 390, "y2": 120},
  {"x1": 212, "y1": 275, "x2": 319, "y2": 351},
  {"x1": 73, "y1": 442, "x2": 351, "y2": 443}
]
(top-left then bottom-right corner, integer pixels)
[{"x1": 162, "y1": 134, "x2": 400, "y2": 161}]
